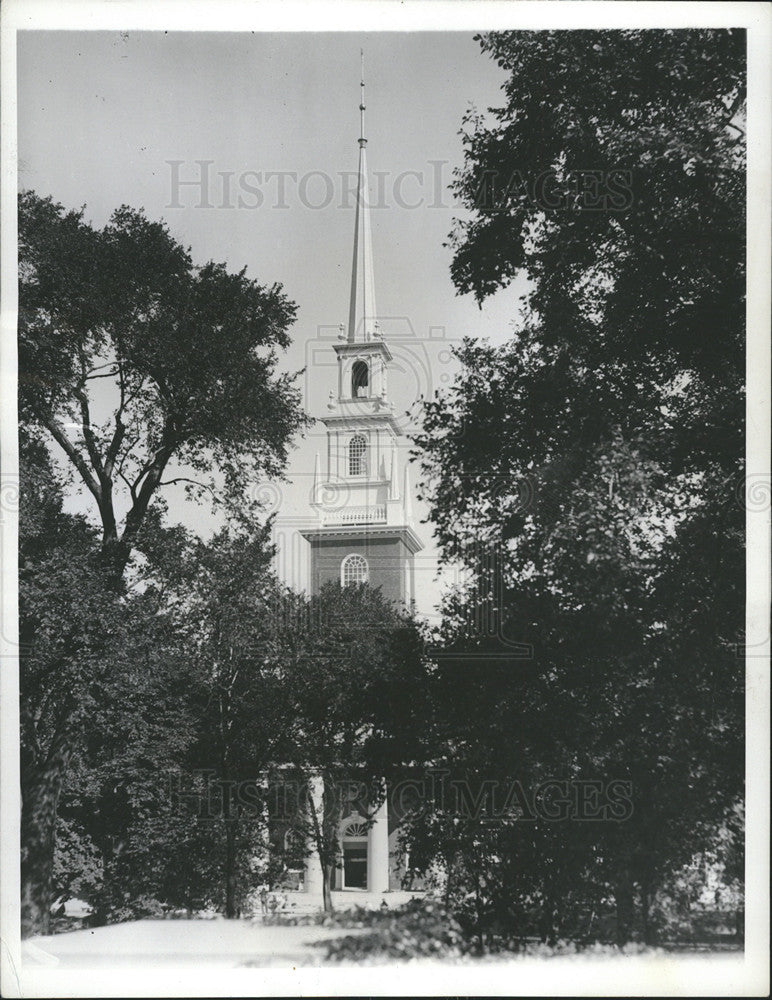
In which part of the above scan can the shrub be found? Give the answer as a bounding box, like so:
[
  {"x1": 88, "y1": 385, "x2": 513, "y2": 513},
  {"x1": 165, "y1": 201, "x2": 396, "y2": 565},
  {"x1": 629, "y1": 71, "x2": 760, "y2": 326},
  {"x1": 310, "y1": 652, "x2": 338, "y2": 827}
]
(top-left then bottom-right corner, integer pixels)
[{"x1": 320, "y1": 897, "x2": 469, "y2": 962}]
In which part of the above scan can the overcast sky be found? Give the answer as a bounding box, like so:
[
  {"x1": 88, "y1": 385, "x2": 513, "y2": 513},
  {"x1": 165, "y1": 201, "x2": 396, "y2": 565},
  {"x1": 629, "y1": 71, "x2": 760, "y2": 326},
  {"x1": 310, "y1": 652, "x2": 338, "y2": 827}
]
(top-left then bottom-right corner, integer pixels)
[{"x1": 18, "y1": 30, "x2": 528, "y2": 616}]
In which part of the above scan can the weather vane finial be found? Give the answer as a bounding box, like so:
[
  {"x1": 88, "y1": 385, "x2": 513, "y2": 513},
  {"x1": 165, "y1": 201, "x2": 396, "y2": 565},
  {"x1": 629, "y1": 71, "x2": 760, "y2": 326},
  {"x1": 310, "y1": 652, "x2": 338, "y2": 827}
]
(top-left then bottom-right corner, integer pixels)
[{"x1": 359, "y1": 49, "x2": 366, "y2": 146}]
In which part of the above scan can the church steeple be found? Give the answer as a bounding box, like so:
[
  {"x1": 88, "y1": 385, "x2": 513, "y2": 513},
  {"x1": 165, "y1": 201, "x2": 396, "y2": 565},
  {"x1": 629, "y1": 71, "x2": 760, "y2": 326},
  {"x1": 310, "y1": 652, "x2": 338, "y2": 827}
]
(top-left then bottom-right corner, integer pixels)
[
  {"x1": 301, "y1": 53, "x2": 422, "y2": 608},
  {"x1": 347, "y1": 51, "x2": 378, "y2": 344}
]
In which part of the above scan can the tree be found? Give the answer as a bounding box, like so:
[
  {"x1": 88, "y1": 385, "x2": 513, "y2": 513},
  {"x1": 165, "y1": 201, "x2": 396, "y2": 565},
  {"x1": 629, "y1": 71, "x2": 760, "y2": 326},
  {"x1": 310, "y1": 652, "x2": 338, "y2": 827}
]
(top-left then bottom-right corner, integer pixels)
[
  {"x1": 19, "y1": 433, "x2": 225, "y2": 933},
  {"x1": 18, "y1": 188, "x2": 307, "y2": 933},
  {"x1": 281, "y1": 583, "x2": 429, "y2": 912},
  {"x1": 407, "y1": 433, "x2": 743, "y2": 945},
  {"x1": 19, "y1": 190, "x2": 308, "y2": 585},
  {"x1": 442, "y1": 29, "x2": 744, "y2": 537},
  {"x1": 451, "y1": 30, "x2": 744, "y2": 382},
  {"x1": 42, "y1": 524, "x2": 295, "y2": 926},
  {"x1": 172, "y1": 529, "x2": 296, "y2": 918},
  {"x1": 18, "y1": 429, "x2": 132, "y2": 934},
  {"x1": 49, "y1": 565, "x2": 215, "y2": 926},
  {"x1": 411, "y1": 30, "x2": 745, "y2": 944}
]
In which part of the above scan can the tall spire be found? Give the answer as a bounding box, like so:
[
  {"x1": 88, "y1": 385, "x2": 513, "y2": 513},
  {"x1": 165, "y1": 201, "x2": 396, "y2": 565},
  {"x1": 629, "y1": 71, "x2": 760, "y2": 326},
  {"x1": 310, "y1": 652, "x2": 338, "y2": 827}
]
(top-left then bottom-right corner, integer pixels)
[
  {"x1": 347, "y1": 51, "x2": 378, "y2": 343},
  {"x1": 359, "y1": 48, "x2": 366, "y2": 145}
]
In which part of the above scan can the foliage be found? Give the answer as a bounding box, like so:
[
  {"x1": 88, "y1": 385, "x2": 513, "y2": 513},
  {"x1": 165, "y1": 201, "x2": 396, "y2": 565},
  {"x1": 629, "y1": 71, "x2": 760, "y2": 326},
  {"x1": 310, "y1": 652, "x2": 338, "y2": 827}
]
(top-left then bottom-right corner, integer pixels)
[
  {"x1": 19, "y1": 429, "x2": 274, "y2": 927},
  {"x1": 318, "y1": 897, "x2": 468, "y2": 962},
  {"x1": 19, "y1": 427, "x2": 130, "y2": 934},
  {"x1": 19, "y1": 189, "x2": 308, "y2": 582},
  {"x1": 51, "y1": 817, "x2": 104, "y2": 908},
  {"x1": 283, "y1": 583, "x2": 429, "y2": 773},
  {"x1": 278, "y1": 582, "x2": 431, "y2": 911},
  {"x1": 18, "y1": 186, "x2": 307, "y2": 933},
  {"x1": 19, "y1": 431, "x2": 114, "y2": 777},
  {"x1": 55, "y1": 525, "x2": 298, "y2": 922},
  {"x1": 170, "y1": 529, "x2": 297, "y2": 917},
  {"x1": 410, "y1": 28, "x2": 745, "y2": 945},
  {"x1": 52, "y1": 611, "x2": 223, "y2": 922},
  {"x1": 451, "y1": 30, "x2": 744, "y2": 378}
]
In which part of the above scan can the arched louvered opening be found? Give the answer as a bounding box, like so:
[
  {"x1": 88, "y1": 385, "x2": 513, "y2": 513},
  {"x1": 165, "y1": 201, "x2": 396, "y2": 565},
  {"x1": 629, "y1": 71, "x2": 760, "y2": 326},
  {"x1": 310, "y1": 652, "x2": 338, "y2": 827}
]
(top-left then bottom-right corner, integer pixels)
[{"x1": 351, "y1": 360, "x2": 369, "y2": 398}]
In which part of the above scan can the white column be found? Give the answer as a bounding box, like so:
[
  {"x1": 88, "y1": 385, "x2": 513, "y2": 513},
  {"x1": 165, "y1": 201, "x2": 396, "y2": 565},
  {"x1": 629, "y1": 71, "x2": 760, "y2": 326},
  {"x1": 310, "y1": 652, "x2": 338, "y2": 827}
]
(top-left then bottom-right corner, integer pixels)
[
  {"x1": 367, "y1": 783, "x2": 390, "y2": 893},
  {"x1": 304, "y1": 774, "x2": 324, "y2": 898},
  {"x1": 388, "y1": 438, "x2": 398, "y2": 501},
  {"x1": 312, "y1": 452, "x2": 321, "y2": 505}
]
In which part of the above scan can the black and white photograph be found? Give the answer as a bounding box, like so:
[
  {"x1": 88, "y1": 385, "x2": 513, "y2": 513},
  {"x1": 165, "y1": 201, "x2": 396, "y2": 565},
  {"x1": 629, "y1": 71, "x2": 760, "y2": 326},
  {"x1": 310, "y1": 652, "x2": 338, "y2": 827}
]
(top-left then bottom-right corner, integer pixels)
[{"x1": 0, "y1": 1, "x2": 769, "y2": 996}]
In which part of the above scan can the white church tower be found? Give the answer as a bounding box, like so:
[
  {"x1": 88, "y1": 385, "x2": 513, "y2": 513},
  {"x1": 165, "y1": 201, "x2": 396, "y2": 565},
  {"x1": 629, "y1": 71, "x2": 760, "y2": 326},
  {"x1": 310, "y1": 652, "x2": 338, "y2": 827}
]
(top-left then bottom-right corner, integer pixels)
[
  {"x1": 301, "y1": 57, "x2": 423, "y2": 606},
  {"x1": 298, "y1": 58, "x2": 424, "y2": 899}
]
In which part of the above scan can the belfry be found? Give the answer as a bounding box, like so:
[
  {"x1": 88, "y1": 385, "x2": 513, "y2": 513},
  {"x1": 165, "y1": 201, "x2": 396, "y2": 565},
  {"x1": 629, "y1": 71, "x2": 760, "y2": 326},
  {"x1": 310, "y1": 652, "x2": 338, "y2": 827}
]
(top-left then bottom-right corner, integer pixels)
[{"x1": 301, "y1": 57, "x2": 423, "y2": 606}]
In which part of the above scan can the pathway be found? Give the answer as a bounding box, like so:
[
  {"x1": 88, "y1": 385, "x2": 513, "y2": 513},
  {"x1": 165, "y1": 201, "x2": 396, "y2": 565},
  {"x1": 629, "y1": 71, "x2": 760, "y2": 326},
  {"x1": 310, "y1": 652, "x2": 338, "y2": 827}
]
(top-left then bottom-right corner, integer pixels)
[{"x1": 24, "y1": 918, "x2": 361, "y2": 969}]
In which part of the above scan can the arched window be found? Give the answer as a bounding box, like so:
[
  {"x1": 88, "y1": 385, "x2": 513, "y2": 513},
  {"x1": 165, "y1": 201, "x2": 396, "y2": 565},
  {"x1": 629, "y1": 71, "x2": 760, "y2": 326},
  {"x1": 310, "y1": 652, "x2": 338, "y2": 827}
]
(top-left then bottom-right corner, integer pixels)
[
  {"x1": 351, "y1": 360, "x2": 369, "y2": 398},
  {"x1": 349, "y1": 434, "x2": 367, "y2": 476},
  {"x1": 341, "y1": 554, "x2": 368, "y2": 587},
  {"x1": 342, "y1": 819, "x2": 368, "y2": 838}
]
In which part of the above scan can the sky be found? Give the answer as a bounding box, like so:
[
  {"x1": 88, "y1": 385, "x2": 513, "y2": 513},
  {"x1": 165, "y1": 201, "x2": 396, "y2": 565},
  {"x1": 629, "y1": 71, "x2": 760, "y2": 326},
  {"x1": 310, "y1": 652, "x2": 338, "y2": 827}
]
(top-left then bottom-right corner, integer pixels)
[{"x1": 17, "y1": 30, "x2": 529, "y2": 617}]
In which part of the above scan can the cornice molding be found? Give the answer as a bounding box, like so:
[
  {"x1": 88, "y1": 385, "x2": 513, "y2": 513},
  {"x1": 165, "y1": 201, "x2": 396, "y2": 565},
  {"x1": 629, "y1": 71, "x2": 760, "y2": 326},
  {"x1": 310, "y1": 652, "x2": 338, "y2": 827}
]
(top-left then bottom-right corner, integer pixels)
[
  {"x1": 321, "y1": 412, "x2": 403, "y2": 435},
  {"x1": 300, "y1": 523, "x2": 424, "y2": 554},
  {"x1": 333, "y1": 341, "x2": 393, "y2": 362}
]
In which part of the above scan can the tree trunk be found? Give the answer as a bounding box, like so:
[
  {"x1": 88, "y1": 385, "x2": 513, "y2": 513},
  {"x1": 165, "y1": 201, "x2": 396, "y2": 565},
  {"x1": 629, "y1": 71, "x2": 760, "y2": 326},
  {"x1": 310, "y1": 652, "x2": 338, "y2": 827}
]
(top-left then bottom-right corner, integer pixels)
[
  {"x1": 99, "y1": 536, "x2": 131, "y2": 593},
  {"x1": 538, "y1": 899, "x2": 558, "y2": 946},
  {"x1": 641, "y1": 875, "x2": 655, "y2": 946},
  {"x1": 475, "y1": 880, "x2": 486, "y2": 954},
  {"x1": 319, "y1": 772, "x2": 341, "y2": 914},
  {"x1": 90, "y1": 897, "x2": 110, "y2": 928},
  {"x1": 224, "y1": 820, "x2": 239, "y2": 918},
  {"x1": 20, "y1": 741, "x2": 72, "y2": 938},
  {"x1": 322, "y1": 864, "x2": 335, "y2": 914},
  {"x1": 615, "y1": 873, "x2": 635, "y2": 947},
  {"x1": 444, "y1": 852, "x2": 455, "y2": 907}
]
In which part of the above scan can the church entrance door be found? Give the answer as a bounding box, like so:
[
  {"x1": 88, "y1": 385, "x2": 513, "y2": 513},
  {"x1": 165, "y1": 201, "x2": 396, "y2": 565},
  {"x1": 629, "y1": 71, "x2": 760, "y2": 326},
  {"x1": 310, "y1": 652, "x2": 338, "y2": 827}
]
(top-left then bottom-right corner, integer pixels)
[
  {"x1": 340, "y1": 815, "x2": 369, "y2": 890},
  {"x1": 342, "y1": 844, "x2": 367, "y2": 888}
]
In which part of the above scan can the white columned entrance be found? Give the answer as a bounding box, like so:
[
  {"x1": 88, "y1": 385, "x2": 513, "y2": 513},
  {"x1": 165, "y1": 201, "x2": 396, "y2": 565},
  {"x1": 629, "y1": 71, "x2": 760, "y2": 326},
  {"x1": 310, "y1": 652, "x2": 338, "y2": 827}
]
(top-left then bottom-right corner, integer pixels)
[{"x1": 366, "y1": 787, "x2": 389, "y2": 893}]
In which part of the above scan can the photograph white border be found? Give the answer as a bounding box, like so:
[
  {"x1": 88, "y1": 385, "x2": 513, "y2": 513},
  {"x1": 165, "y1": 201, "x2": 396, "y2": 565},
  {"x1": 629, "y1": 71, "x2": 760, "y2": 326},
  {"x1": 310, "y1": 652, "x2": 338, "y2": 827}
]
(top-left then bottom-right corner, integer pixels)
[{"x1": 1, "y1": 2, "x2": 769, "y2": 996}]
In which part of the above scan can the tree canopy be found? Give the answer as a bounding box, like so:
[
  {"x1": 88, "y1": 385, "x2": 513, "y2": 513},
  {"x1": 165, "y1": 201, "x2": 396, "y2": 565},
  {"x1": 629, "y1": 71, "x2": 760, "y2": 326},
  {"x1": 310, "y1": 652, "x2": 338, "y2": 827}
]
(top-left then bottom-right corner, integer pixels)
[
  {"x1": 409, "y1": 29, "x2": 745, "y2": 945},
  {"x1": 19, "y1": 191, "x2": 308, "y2": 582},
  {"x1": 17, "y1": 189, "x2": 309, "y2": 933},
  {"x1": 451, "y1": 30, "x2": 744, "y2": 373}
]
